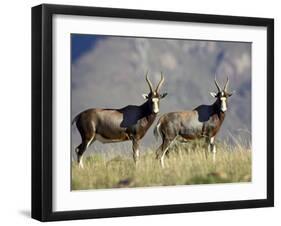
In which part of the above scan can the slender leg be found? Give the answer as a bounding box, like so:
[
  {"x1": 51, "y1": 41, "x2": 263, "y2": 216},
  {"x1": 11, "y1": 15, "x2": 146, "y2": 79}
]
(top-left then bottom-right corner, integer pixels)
[
  {"x1": 205, "y1": 137, "x2": 211, "y2": 159},
  {"x1": 76, "y1": 136, "x2": 95, "y2": 169},
  {"x1": 155, "y1": 145, "x2": 162, "y2": 160},
  {"x1": 75, "y1": 119, "x2": 96, "y2": 169},
  {"x1": 159, "y1": 139, "x2": 173, "y2": 168},
  {"x1": 132, "y1": 139, "x2": 140, "y2": 164},
  {"x1": 208, "y1": 136, "x2": 216, "y2": 162}
]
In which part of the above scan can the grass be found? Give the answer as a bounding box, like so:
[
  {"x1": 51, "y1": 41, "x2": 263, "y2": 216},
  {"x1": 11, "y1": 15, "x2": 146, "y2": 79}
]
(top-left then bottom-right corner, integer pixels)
[{"x1": 71, "y1": 140, "x2": 251, "y2": 190}]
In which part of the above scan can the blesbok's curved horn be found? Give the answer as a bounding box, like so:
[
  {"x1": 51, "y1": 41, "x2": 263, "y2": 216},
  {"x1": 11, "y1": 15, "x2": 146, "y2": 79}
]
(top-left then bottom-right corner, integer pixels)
[
  {"x1": 223, "y1": 76, "x2": 229, "y2": 92},
  {"x1": 156, "y1": 72, "x2": 165, "y2": 93},
  {"x1": 214, "y1": 74, "x2": 221, "y2": 92},
  {"x1": 145, "y1": 71, "x2": 153, "y2": 93}
]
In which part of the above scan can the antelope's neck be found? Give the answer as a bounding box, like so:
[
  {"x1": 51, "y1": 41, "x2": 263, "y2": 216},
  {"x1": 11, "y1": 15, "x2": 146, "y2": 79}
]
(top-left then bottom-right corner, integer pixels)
[
  {"x1": 145, "y1": 113, "x2": 157, "y2": 124},
  {"x1": 218, "y1": 111, "x2": 225, "y2": 122},
  {"x1": 139, "y1": 113, "x2": 157, "y2": 135},
  {"x1": 213, "y1": 100, "x2": 226, "y2": 121},
  {"x1": 141, "y1": 101, "x2": 157, "y2": 123},
  {"x1": 138, "y1": 101, "x2": 157, "y2": 135}
]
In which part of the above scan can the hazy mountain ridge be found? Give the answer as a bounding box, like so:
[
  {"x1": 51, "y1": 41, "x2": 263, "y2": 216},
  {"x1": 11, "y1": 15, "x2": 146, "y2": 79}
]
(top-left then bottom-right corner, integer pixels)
[{"x1": 71, "y1": 36, "x2": 251, "y2": 155}]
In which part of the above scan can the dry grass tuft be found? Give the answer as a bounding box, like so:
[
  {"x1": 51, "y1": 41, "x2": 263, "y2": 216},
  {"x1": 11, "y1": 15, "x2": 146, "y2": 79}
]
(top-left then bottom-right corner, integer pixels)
[{"x1": 71, "y1": 140, "x2": 251, "y2": 190}]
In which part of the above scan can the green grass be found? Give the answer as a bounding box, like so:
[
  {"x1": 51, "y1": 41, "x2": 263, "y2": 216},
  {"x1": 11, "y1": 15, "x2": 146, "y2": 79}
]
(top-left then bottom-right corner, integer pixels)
[{"x1": 71, "y1": 140, "x2": 251, "y2": 190}]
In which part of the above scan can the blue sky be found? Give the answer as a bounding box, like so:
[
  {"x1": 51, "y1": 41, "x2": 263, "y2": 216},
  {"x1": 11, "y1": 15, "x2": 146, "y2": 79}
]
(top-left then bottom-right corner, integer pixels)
[{"x1": 71, "y1": 34, "x2": 105, "y2": 63}]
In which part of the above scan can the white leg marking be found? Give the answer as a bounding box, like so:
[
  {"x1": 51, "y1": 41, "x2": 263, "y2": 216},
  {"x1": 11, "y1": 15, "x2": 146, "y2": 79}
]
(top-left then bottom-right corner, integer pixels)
[
  {"x1": 135, "y1": 149, "x2": 140, "y2": 158},
  {"x1": 212, "y1": 145, "x2": 216, "y2": 162},
  {"x1": 160, "y1": 138, "x2": 177, "y2": 168},
  {"x1": 86, "y1": 136, "x2": 95, "y2": 149},
  {"x1": 160, "y1": 154, "x2": 165, "y2": 168},
  {"x1": 79, "y1": 155, "x2": 84, "y2": 169},
  {"x1": 134, "y1": 149, "x2": 140, "y2": 167},
  {"x1": 133, "y1": 149, "x2": 140, "y2": 163},
  {"x1": 160, "y1": 145, "x2": 170, "y2": 168},
  {"x1": 210, "y1": 137, "x2": 216, "y2": 163},
  {"x1": 79, "y1": 136, "x2": 95, "y2": 169}
]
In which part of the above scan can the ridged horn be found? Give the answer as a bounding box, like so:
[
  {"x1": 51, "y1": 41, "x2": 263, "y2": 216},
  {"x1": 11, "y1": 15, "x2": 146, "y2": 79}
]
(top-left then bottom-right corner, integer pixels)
[
  {"x1": 145, "y1": 71, "x2": 153, "y2": 93},
  {"x1": 214, "y1": 74, "x2": 221, "y2": 92},
  {"x1": 156, "y1": 72, "x2": 165, "y2": 93},
  {"x1": 223, "y1": 76, "x2": 229, "y2": 92}
]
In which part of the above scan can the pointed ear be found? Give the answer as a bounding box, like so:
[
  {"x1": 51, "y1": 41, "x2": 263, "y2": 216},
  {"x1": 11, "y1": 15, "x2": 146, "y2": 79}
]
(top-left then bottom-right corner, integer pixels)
[
  {"x1": 160, "y1": 93, "x2": 168, "y2": 99},
  {"x1": 210, "y1": 92, "x2": 217, "y2": 98},
  {"x1": 142, "y1": 94, "x2": 149, "y2": 99}
]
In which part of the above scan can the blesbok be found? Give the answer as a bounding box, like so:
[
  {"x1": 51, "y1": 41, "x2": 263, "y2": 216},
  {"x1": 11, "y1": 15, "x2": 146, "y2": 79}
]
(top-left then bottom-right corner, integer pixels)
[
  {"x1": 72, "y1": 72, "x2": 167, "y2": 168},
  {"x1": 154, "y1": 76, "x2": 234, "y2": 168}
]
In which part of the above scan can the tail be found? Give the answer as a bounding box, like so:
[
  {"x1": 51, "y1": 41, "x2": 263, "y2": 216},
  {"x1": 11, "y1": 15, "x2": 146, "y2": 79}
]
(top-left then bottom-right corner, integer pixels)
[
  {"x1": 71, "y1": 114, "x2": 80, "y2": 125},
  {"x1": 153, "y1": 121, "x2": 161, "y2": 141}
]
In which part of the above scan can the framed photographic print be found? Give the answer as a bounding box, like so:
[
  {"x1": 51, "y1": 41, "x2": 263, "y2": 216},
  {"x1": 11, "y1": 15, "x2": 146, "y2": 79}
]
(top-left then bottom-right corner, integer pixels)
[{"x1": 32, "y1": 4, "x2": 274, "y2": 221}]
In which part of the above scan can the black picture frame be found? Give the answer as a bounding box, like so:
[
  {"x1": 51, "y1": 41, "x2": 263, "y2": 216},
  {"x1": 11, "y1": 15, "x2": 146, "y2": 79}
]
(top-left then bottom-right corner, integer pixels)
[{"x1": 32, "y1": 4, "x2": 274, "y2": 222}]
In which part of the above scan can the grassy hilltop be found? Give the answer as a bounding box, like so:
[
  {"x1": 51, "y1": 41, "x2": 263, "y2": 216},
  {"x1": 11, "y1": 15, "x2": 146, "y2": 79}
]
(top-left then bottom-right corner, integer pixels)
[{"x1": 72, "y1": 140, "x2": 251, "y2": 190}]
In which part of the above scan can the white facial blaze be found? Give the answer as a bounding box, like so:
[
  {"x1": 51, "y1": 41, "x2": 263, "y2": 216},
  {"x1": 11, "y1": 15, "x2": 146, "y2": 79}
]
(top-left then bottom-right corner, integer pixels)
[
  {"x1": 152, "y1": 97, "x2": 160, "y2": 113},
  {"x1": 220, "y1": 96, "x2": 227, "y2": 112}
]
